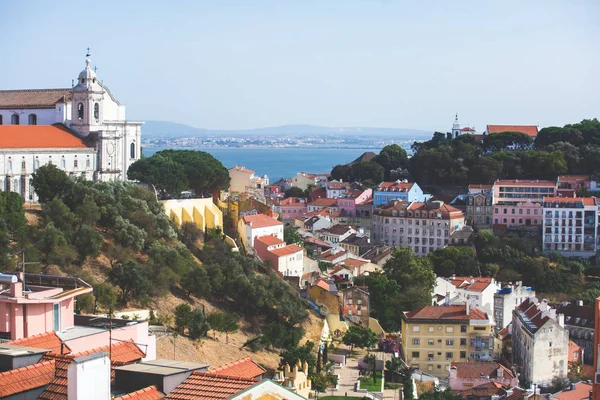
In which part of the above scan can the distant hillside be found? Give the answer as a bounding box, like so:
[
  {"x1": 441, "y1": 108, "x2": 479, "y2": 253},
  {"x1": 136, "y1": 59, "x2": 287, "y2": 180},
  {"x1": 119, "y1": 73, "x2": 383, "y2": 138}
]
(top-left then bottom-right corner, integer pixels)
[{"x1": 143, "y1": 120, "x2": 432, "y2": 139}]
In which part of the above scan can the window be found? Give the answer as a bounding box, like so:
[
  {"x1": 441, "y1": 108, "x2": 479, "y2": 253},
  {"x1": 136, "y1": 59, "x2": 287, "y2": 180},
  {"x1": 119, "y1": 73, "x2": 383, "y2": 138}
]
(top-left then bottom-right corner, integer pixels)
[
  {"x1": 446, "y1": 327, "x2": 454, "y2": 333},
  {"x1": 130, "y1": 142, "x2": 136, "y2": 159},
  {"x1": 446, "y1": 339, "x2": 454, "y2": 346},
  {"x1": 74, "y1": 159, "x2": 78, "y2": 168},
  {"x1": 412, "y1": 339, "x2": 420, "y2": 345},
  {"x1": 0, "y1": 115, "x2": 2, "y2": 125},
  {"x1": 28, "y1": 114, "x2": 37, "y2": 125},
  {"x1": 411, "y1": 351, "x2": 420, "y2": 358},
  {"x1": 412, "y1": 326, "x2": 420, "y2": 332},
  {"x1": 460, "y1": 325, "x2": 467, "y2": 333},
  {"x1": 460, "y1": 338, "x2": 467, "y2": 346},
  {"x1": 460, "y1": 351, "x2": 466, "y2": 359},
  {"x1": 11, "y1": 114, "x2": 19, "y2": 125},
  {"x1": 445, "y1": 352, "x2": 453, "y2": 359},
  {"x1": 429, "y1": 326, "x2": 434, "y2": 332},
  {"x1": 428, "y1": 339, "x2": 434, "y2": 345},
  {"x1": 94, "y1": 103, "x2": 99, "y2": 120},
  {"x1": 549, "y1": 342, "x2": 552, "y2": 347},
  {"x1": 53, "y1": 303, "x2": 60, "y2": 331},
  {"x1": 77, "y1": 103, "x2": 84, "y2": 120},
  {"x1": 21, "y1": 160, "x2": 26, "y2": 169}
]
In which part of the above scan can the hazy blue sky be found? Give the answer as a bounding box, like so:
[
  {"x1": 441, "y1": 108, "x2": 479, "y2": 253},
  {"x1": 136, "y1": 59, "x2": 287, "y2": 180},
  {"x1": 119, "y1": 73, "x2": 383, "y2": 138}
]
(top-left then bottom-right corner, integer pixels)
[{"x1": 1, "y1": 1, "x2": 598, "y2": 132}]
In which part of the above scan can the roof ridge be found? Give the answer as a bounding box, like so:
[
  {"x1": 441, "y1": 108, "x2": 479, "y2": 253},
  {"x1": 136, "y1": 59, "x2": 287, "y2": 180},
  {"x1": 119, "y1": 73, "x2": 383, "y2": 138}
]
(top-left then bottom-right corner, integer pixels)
[
  {"x1": 0, "y1": 88, "x2": 72, "y2": 93},
  {"x1": 0, "y1": 359, "x2": 55, "y2": 376},
  {"x1": 193, "y1": 371, "x2": 258, "y2": 382},
  {"x1": 210, "y1": 357, "x2": 252, "y2": 372}
]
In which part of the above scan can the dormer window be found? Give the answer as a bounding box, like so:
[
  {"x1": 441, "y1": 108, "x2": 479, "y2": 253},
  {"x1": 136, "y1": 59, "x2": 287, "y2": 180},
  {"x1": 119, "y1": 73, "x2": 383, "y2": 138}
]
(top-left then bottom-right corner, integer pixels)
[
  {"x1": 94, "y1": 103, "x2": 99, "y2": 120},
  {"x1": 77, "y1": 103, "x2": 84, "y2": 120},
  {"x1": 28, "y1": 114, "x2": 37, "y2": 125}
]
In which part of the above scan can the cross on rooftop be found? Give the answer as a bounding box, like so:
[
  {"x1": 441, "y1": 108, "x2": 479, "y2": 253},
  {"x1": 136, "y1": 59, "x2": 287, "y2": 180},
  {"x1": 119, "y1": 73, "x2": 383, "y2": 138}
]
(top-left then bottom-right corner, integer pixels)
[
  {"x1": 86, "y1": 47, "x2": 91, "y2": 57},
  {"x1": 94, "y1": 66, "x2": 98, "y2": 72}
]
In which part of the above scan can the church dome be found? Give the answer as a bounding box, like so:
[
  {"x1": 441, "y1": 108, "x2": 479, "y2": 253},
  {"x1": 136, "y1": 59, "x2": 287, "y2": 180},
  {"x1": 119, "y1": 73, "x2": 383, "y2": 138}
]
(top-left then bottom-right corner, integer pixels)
[{"x1": 73, "y1": 55, "x2": 102, "y2": 92}]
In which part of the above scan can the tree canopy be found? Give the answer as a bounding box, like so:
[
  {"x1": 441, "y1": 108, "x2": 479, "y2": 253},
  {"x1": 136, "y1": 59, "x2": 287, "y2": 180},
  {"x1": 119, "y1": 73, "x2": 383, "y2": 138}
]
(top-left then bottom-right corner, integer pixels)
[{"x1": 128, "y1": 150, "x2": 230, "y2": 197}]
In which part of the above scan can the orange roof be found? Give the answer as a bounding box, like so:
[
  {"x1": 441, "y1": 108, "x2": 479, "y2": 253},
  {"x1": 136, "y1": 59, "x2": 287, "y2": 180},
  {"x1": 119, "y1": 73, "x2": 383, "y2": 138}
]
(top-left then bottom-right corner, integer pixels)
[
  {"x1": 377, "y1": 181, "x2": 414, "y2": 191},
  {"x1": 495, "y1": 179, "x2": 556, "y2": 187},
  {"x1": 309, "y1": 198, "x2": 338, "y2": 207},
  {"x1": 304, "y1": 207, "x2": 339, "y2": 218},
  {"x1": 450, "y1": 361, "x2": 515, "y2": 379},
  {"x1": 0, "y1": 88, "x2": 72, "y2": 109},
  {"x1": 558, "y1": 175, "x2": 590, "y2": 182},
  {"x1": 255, "y1": 235, "x2": 285, "y2": 247},
  {"x1": 7, "y1": 331, "x2": 70, "y2": 355},
  {"x1": 551, "y1": 381, "x2": 593, "y2": 400},
  {"x1": 270, "y1": 244, "x2": 303, "y2": 257},
  {"x1": 0, "y1": 124, "x2": 91, "y2": 148},
  {"x1": 450, "y1": 276, "x2": 494, "y2": 293},
  {"x1": 230, "y1": 166, "x2": 254, "y2": 174},
  {"x1": 0, "y1": 360, "x2": 55, "y2": 397},
  {"x1": 404, "y1": 305, "x2": 489, "y2": 321},
  {"x1": 468, "y1": 184, "x2": 493, "y2": 190},
  {"x1": 209, "y1": 357, "x2": 266, "y2": 379},
  {"x1": 408, "y1": 202, "x2": 462, "y2": 214},
  {"x1": 242, "y1": 214, "x2": 283, "y2": 228},
  {"x1": 486, "y1": 124, "x2": 539, "y2": 137},
  {"x1": 279, "y1": 197, "x2": 306, "y2": 206},
  {"x1": 543, "y1": 197, "x2": 596, "y2": 206},
  {"x1": 74, "y1": 340, "x2": 145, "y2": 365},
  {"x1": 115, "y1": 385, "x2": 164, "y2": 400},
  {"x1": 165, "y1": 372, "x2": 256, "y2": 400},
  {"x1": 38, "y1": 356, "x2": 71, "y2": 400},
  {"x1": 339, "y1": 258, "x2": 367, "y2": 269}
]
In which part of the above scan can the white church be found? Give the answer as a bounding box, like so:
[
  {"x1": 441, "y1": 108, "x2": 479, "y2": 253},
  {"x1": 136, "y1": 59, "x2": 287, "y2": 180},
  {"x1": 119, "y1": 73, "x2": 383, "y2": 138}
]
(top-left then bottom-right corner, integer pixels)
[{"x1": 0, "y1": 52, "x2": 142, "y2": 201}]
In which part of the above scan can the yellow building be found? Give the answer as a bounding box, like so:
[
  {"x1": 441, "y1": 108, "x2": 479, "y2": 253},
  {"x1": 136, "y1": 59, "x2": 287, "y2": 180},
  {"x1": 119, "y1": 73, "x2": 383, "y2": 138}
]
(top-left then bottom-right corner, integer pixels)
[
  {"x1": 162, "y1": 197, "x2": 223, "y2": 231},
  {"x1": 401, "y1": 304, "x2": 494, "y2": 377}
]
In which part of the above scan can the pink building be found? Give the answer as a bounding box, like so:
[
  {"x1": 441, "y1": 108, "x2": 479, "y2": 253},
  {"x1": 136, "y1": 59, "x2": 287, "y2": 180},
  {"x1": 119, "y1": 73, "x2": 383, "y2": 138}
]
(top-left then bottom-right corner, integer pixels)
[
  {"x1": 337, "y1": 189, "x2": 372, "y2": 217},
  {"x1": 492, "y1": 179, "x2": 556, "y2": 228},
  {"x1": 277, "y1": 197, "x2": 307, "y2": 221},
  {"x1": 254, "y1": 235, "x2": 304, "y2": 281},
  {"x1": 0, "y1": 273, "x2": 92, "y2": 341}
]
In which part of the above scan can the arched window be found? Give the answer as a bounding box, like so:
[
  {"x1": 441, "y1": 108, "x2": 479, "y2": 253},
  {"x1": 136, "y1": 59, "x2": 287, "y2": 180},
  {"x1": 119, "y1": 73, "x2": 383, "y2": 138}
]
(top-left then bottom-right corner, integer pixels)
[
  {"x1": 77, "y1": 103, "x2": 84, "y2": 120},
  {"x1": 94, "y1": 103, "x2": 99, "y2": 120},
  {"x1": 8, "y1": 159, "x2": 12, "y2": 171},
  {"x1": 11, "y1": 114, "x2": 19, "y2": 125},
  {"x1": 130, "y1": 142, "x2": 136, "y2": 159},
  {"x1": 28, "y1": 114, "x2": 37, "y2": 125}
]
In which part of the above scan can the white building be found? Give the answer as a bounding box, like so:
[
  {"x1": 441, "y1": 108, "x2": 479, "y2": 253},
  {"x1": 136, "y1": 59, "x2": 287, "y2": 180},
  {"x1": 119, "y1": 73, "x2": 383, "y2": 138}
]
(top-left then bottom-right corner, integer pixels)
[
  {"x1": 237, "y1": 213, "x2": 284, "y2": 250},
  {"x1": 316, "y1": 225, "x2": 356, "y2": 244},
  {"x1": 493, "y1": 281, "x2": 536, "y2": 333},
  {"x1": 325, "y1": 180, "x2": 350, "y2": 199},
  {"x1": 445, "y1": 276, "x2": 500, "y2": 317},
  {"x1": 542, "y1": 197, "x2": 599, "y2": 257},
  {"x1": 511, "y1": 297, "x2": 569, "y2": 387},
  {"x1": 254, "y1": 235, "x2": 304, "y2": 281},
  {"x1": 451, "y1": 114, "x2": 476, "y2": 138},
  {"x1": 0, "y1": 53, "x2": 142, "y2": 200},
  {"x1": 372, "y1": 200, "x2": 465, "y2": 256}
]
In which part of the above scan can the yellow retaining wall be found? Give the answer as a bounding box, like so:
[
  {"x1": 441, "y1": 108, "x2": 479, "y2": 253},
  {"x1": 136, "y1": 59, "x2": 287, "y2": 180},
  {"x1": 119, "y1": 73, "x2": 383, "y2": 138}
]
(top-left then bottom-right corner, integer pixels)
[{"x1": 162, "y1": 198, "x2": 223, "y2": 231}]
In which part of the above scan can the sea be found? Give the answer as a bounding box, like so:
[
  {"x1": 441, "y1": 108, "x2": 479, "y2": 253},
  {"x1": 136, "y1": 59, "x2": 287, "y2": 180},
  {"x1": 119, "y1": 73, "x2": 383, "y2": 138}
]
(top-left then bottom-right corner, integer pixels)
[{"x1": 142, "y1": 147, "x2": 387, "y2": 181}]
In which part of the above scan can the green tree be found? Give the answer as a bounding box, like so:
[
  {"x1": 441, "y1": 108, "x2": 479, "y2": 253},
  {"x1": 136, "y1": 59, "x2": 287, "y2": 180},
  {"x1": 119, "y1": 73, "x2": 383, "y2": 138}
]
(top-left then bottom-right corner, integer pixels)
[
  {"x1": 181, "y1": 267, "x2": 212, "y2": 297},
  {"x1": 188, "y1": 308, "x2": 210, "y2": 340},
  {"x1": 330, "y1": 164, "x2": 351, "y2": 181},
  {"x1": 42, "y1": 198, "x2": 75, "y2": 236},
  {"x1": 350, "y1": 161, "x2": 384, "y2": 185},
  {"x1": 127, "y1": 155, "x2": 188, "y2": 197},
  {"x1": 428, "y1": 247, "x2": 478, "y2": 277},
  {"x1": 284, "y1": 187, "x2": 305, "y2": 198},
  {"x1": 179, "y1": 221, "x2": 203, "y2": 247},
  {"x1": 280, "y1": 341, "x2": 317, "y2": 377},
  {"x1": 207, "y1": 312, "x2": 239, "y2": 343},
  {"x1": 284, "y1": 225, "x2": 303, "y2": 246},
  {"x1": 418, "y1": 388, "x2": 462, "y2": 400},
  {"x1": 73, "y1": 224, "x2": 103, "y2": 264},
  {"x1": 354, "y1": 272, "x2": 402, "y2": 332},
  {"x1": 31, "y1": 164, "x2": 73, "y2": 203},
  {"x1": 94, "y1": 283, "x2": 118, "y2": 317},
  {"x1": 0, "y1": 191, "x2": 27, "y2": 238},
  {"x1": 311, "y1": 373, "x2": 329, "y2": 395},
  {"x1": 109, "y1": 261, "x2": 150, "y2": 303},
  {"x1": 75, "y1": 197, "x2": 101, "y2": 228},
  {"x1": 373, "y1": 144, "x2": 409, "y2": 180},
  {"x1": 174, "y1": 303, "x2": 193, "y2": 335},
  {"x1": 342, "y1": 325, "x2": 377, "y2": 352},
  {"x1": 383, "y1": 248, "x2": 436, "y2": 311}
]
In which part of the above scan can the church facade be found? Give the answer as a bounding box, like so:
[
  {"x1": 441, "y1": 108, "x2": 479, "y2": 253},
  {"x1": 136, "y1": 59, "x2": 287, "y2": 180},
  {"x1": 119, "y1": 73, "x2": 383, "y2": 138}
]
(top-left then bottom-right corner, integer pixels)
[{"x1": 0, "y1": 54, "x2": 142, "y2": 201}]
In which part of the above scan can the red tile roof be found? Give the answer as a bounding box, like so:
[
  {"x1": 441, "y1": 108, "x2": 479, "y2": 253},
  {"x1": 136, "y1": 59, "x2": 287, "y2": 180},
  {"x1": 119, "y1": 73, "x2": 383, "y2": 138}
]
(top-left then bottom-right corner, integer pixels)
[
  {"x1": 0, "y1": 124, "x2": 90, "y2": 149},
  {"x1": 376, "y1": 181, "x2": 415, "y2": 192},
  {"x1": 165, "y1": 372, "x2": 256, "y2": 400},
  {"x1": 551, "y1": 381, "x2": 593, "y2": 400},
  {"x1": 543, "y1": 197, "x2": 595, "y2": 206},
  {"x1": 558, "y1": 175, "x2": 590, "y2": 182},
  {"x1": 115, "y1": 385, "x2": 164, "y2": 400},
  {"x1": 339, "y1": 258, "x2": 367, "y2": 269},
  {"x1": 255, "y1": 235, "x2": 285, "y2": 247},
  {"x1": 468, "y1": 184, "x2": 493, "y2": 190},
  {"x1": 326, "y1": 181, "x2": 349, "y2": 190},
  {"x1": 0, "y1": 88, "x2": 72, "y2": 109},
  {"x1": 209, "y1": 357, "x2": 266, "y2": 380},
  {"x1": 0, "y1": 359, "x2": 55, "y2": 397},
  {"x1": 495, "y1": 179, "x2": 556, "y2": 187},
  {"x1": 38, "y1": 356, "x2": 71, "y2": 400},
  {"x1": 486, "y1": 125, "x2": 539, "y2": 138},
  {"x1": 279, "y1": 197, "x2": 306, "y2": 206},
  {"x1": 407, "y1": 202, "x2": 463, "y2": 215},
  {"x1": 270, "y1": 244, "x2": 303, "y2": 257},
  {"x1": 404, "y1": 305, "x2": 489, "y2": 321},
  {"x1": 449, "y1": 277, "x2": 494, "y2": 293},
  {"x1": 309, "y1": 198, "x2": 338, "y2": 207},
  {"x1": 75, "y1": 340, "x2": 145, "y2": 366},
  {"x1": 450, "y1": 361, "x2": 515, "y2": 379},
  {"x1": 457, "y1": 381, "x2": 506, "y2": 397},
  {"x1": 242, "y1": 214, "x2": 283, "y2": 229},
  {"x1": 7, "y1": 331, "x2": 70, "y2": 355}
]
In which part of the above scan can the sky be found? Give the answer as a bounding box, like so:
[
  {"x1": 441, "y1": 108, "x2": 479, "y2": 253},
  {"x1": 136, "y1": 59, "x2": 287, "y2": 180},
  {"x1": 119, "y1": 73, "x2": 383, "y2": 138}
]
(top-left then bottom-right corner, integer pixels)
[{"x1": 1, "y1": 0, "x2": 599, "y2": 132}]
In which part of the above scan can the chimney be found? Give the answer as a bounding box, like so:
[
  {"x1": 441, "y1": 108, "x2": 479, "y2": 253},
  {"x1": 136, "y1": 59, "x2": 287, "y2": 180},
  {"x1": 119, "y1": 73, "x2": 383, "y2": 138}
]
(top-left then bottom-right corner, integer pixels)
[
  {"x1": 466, "y1": 296, "x2": 470, "y2": 316},
  {"x1": 10, "y1": 281, "x2": 23, "y2": 298},
  {"x1": 68, "y1": 351, "x2": 111, "y2": 400},
  {"x1": 558, "y1": 313, "x2": 565, "y2": 328}
]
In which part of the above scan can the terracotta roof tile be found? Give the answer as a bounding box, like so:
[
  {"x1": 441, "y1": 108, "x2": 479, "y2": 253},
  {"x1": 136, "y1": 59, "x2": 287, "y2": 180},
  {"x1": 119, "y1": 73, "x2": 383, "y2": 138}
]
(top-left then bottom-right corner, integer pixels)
[
  {"x1": 494, "y1": 179, "x2": 556, "y2": 187},
  {"x1": 551, "y1": 381, "x2": 593, "y2": 400},
  {"x1": 270, "y1": 244, "x2": 303, "y2": 257},
  {"x1": 339, "y1": 258, "x2": 367, "y2": 269},
  {"x1": 309, "y1": 198, "x2": 338, "y2": 207},
  {"x1": 165, "y1": 372, "x2": 256, "y2": 400},
  {"x1": 457, "y1": 381, "x2": 506, "y2": 397},
  {"x1": 376, "y1": 181, "x2": 415, "y2": 191},
  {"x1": 0, "y1": 124, "x2": 90, "y2": 149},
  {"x1": 558, "y1": 175, "x2": 590, "y2": 182},
  {"x1": 0, "y1": 88, "x2": 72, "y2": 109},
  {"x1": 449, "y1": 277, "x2": 494, "y2": 293},
  {"x1": 486, "y1": 125, "x2": 539, "y2": 137},
  {"x1": 404, "y1": 305, "x2": 489, "y2": 321},
  {"x1": 0, "y1": 359, "x2": 55, "y2": 397},
  {"x1": 468, "y1": 184, "x2": 493, "y2": 190},
  {"x1": 242, "y1": 214, "x2": 283, "y2": 229},
  {"x1": 255, "y1": 235, "x2": 285, "y2": 247},
  {"x1": 209, "y1": 357, "x2": 266, "y2": 380},
  {"x1": 6, "y1": 331, "x2": 70, "y2": 355},
  {"x1": 450, "y1": 361, "x2": 515, "y2": 379},
  {"x1": 115, "y1": 385, "x2": 164, "y2": 400}
]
